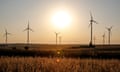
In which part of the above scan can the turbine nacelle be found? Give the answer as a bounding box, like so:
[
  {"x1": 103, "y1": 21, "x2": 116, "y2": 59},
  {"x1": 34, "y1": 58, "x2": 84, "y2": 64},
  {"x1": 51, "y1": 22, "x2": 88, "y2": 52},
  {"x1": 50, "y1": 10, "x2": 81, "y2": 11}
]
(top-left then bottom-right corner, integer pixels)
[
  {"x1": 102, "y1": 33, "x2": 105, "y2": 37},
  {"x1": 102, "y1": 33, "x2": 106, "y2": 45},
  {"x1": 54, "y1": 32, "x2": 60, "y2": 35},
  {"x1": 24, "y1": 27, "x2": 33, "y2": 32},
  {"x1": 106, "y1": 26, "x2": 113, "y2": 35},
  {"x1": 91, "y1": 20, "x2": 98, "y2": 24},
  {"x1": 90, "y1": 11, "x2": 98, "y2": 24},
  {"x1": 4, "y1": 29, "x2": 11, "y2": 36},
  {"x1": 89, "y1": 12, "x2": 98, "y2": 27},
  {"x1": 24, "y1": 21, "x2": 34, "y2": 32},
  {"x1": 106, "y1": 26, "x2": 113, "y2": 31}
]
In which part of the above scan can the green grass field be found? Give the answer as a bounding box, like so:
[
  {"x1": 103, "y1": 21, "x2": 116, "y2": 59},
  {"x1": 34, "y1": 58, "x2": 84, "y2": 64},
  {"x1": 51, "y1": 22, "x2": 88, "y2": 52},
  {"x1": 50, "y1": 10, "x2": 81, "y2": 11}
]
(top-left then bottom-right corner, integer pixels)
[{"x1": 0, "y1": 57, "x2": 119, "y2": 72}]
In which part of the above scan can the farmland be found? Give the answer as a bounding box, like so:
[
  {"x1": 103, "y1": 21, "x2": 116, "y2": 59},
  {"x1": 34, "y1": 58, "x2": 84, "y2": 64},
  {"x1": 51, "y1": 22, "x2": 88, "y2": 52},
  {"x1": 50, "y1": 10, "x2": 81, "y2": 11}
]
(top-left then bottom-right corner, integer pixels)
[
  {"x1": 0, "y1": 44, "x2": 120, "y2": 58},
  {"x1": 0, "y1": 44, "x2": 120, "y2": 72},
  {"x1": 0, "y1": 57, "x2": 119, "y2": 72}
]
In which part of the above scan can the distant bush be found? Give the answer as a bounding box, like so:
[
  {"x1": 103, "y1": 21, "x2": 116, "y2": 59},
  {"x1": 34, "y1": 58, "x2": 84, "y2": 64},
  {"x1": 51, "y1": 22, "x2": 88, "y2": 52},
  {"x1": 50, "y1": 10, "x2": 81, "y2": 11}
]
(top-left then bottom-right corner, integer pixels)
[
  {"x1": 24, "y1": 46, "x2": 29, "y2": 50},
  {"x1": 12, "y1": 47, "x2": 16, "y2": 50}
]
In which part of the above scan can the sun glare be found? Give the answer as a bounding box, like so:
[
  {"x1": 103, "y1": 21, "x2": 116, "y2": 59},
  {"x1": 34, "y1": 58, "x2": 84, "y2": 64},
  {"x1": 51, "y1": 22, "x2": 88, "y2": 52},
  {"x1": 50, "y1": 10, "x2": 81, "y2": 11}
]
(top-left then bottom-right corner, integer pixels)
[{"x1": 52, "y1": 11, "x2": 71, "y2": 29}]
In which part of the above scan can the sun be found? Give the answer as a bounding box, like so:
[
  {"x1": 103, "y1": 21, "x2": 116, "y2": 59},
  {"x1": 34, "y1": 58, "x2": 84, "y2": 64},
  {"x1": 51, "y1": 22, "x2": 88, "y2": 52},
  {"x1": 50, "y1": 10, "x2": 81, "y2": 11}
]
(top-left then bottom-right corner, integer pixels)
[{"x1": 52, "y1": 11, "x2": 71, "y2": 29}]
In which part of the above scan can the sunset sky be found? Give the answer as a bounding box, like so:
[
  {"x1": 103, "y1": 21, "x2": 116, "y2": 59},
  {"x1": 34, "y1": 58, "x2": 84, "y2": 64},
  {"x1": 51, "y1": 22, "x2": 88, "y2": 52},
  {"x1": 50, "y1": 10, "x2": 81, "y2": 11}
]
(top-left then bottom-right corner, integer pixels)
[{"x1": 0, "y1": 0, "x2": 120, "y2": 44}]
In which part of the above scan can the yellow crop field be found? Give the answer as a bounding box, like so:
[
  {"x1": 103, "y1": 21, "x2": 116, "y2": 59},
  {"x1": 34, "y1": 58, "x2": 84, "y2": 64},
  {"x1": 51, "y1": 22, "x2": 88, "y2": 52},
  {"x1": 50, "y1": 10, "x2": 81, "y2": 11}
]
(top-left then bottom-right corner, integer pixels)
[{"x1": 0, "y1": 57, "x2": 119, "y2": 72}]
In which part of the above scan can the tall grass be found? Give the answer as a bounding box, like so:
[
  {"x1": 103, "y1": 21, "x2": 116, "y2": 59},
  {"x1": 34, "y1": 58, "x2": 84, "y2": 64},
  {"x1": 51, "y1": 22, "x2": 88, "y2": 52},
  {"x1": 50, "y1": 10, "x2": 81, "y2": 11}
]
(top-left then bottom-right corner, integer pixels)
[{"x1": 0, "y1": 57, "x2": 119, "y2": 72}]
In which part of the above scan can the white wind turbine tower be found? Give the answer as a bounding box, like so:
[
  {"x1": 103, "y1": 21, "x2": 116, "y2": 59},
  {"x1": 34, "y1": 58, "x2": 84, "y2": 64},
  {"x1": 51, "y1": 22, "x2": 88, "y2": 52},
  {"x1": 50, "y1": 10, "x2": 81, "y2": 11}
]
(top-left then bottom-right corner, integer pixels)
[
  {"x1": 24, "y1": 21, "x2": 33, "y2": 46},
  {"x1": 89, "y1": 12, "x2": 98, "y2": 47},
  {"x1": 4, "y1": 29, "x2": 11, "y2": 45},
  {"x1": 93, "y1": 36, "x2": 96, "y2": 45},
  {"x1": 102, "y1": 33, "x2": 105, "y2": 45},
  {"x1": 55, "y1": 32, "x2": 60, "y2": 46},
  {"x1": 106, "y1": 26, "x2": 113, "y2": 45},
  {"x1": 59, "y1": 36, "x2": 62, "y2": 45}
]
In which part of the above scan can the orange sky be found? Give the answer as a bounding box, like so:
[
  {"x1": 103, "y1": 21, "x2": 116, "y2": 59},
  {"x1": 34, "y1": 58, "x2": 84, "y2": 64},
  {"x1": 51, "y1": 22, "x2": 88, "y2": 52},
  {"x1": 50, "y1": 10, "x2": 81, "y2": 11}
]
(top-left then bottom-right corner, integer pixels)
[{"x1": 0, "y1": 0, "x2": 120, "y2": 44}]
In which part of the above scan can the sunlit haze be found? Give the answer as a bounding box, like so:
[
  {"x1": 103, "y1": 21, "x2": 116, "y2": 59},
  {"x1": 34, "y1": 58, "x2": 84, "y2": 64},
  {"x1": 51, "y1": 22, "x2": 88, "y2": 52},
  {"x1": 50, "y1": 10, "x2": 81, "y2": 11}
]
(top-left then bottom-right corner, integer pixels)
[
  {"x1": 0, "y1": 0, "x2": 120, "y2": 44},
  {"x1": 52, "y1": 10, "x2": 72, "y2": 29}
]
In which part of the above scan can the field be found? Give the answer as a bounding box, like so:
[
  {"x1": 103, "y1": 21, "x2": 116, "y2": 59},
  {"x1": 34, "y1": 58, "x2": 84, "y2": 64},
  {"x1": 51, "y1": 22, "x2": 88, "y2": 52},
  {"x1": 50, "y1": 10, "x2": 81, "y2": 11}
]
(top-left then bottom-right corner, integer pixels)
[
  {"x1": 0, "y1": 44, "x2": 120, "y2": 72},
  {"x1": 0, "y1": 44, "x2": 120, "y2": 58},
  {"x1": 0, "y1": 57, "x2": 120, "y2": 72}
]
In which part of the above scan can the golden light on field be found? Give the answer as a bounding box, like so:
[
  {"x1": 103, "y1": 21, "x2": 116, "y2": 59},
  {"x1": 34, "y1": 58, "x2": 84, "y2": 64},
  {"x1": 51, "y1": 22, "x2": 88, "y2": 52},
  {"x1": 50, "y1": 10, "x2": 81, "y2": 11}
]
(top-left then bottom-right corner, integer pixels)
[
  {"x1": 52, "y1": 10, "x2": 72, "y2": 29},
  {"x1": 57, "y1": 51, "x2": 60, "y2": 55},
  {"x1": 56, "y1": 58, "x2": 60, "y2": 63}
]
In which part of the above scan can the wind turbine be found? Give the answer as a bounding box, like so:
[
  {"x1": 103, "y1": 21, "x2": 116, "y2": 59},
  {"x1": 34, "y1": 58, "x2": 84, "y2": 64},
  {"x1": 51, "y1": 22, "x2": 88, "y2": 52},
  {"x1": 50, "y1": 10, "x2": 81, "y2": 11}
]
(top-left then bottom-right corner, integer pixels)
[
  {"x1": 102, "y1": 33, "x2": 105, "y2": 45},
  {"x1": 24, "y1": 21, "x2": 33, "y2": 45},
  {"x1": 93, "y1": 36, "x2": 96, "y2": 45},
  {"x1": 59, "y1": 36, "x2": 62, "y2": 45},
  {"x1": 89, "y1": 12, "x2": 98, "y2": 47},
  {"x1": 4, "y1": 29, "x2": 11, "y2": 44},
  {"x1": 55, "y1": 32, "x2": 60, "y2": 45},
  {"x1": 106, "y1": 26, "x2": 113, "y2": 45}
]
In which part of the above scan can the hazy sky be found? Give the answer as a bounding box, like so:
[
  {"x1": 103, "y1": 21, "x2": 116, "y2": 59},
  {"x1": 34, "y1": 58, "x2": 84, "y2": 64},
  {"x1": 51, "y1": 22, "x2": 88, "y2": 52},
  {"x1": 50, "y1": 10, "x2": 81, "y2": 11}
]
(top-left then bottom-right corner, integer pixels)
[{"x1": 0, "y1": 0, "x2": 120, "y2": 44}]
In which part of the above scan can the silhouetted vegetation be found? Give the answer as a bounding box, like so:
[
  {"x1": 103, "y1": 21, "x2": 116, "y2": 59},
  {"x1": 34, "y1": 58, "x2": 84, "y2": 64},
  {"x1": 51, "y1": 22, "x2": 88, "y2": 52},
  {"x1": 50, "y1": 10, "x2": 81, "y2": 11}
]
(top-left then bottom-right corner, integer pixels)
[
  {"x1": 24, "y1": 46, "x2": 29, "y2": 50},
  {"x1": 12, "y1": 47, "x2": 16, "y2": 50},
  {"x1": 0, "y1": 44, "x2": 120, "y2": 59}
]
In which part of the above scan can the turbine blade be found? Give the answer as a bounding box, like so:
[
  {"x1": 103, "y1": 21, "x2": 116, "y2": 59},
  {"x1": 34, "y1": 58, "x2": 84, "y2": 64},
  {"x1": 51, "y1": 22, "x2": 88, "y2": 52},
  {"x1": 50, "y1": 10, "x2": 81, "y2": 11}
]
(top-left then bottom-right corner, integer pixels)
[
  {"x1": 55, "y1": 32, "x2": 60, "y2": 34},
  {"x1": 5, "y1": 29, "x2": 8, "y2": 34},
  {"x1": 3, "y1": 32, "x2": 11, "y2": 37},
  {"x1": 103, "y1": 33, "x2": 105, "y2": 37},
  {"x1": 106, "y1": 27, "x2": 108, "y2": 30},
  {"x1": 110, "y1": 26, "x2": 113, "y2": 29},
  {"x1": 7, "y1": 33, "x2": 11, "y2": 35},
  {"x1": 93, "y1": 20, "x2": 98, "y2": 24},
  {"x1": 5, "y1": 29, "x2": 10, "y2": 34},
  {"x1": 88, "y1": 23, "x2": 91, "y2": 28},
  {"x1": 29, "y1": 28, "x2": 34, "y2": 32},
  {"x1": 104, "y1": 32, "x2": 105, "y2": 36},
  {"x1": 90, "y1": 11, "x2": 93, "y2": 20},
  {"x1": 23, "y1": 28, "x2": 28, "y2": 31}
]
